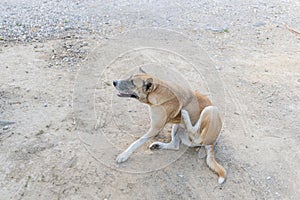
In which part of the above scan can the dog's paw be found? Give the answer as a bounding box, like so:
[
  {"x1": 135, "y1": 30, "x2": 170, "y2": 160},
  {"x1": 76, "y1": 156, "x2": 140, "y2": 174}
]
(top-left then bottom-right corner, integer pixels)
[
  {"x1": 181, "y1": 109, "x2": 189, "y2": 119},
  {"x1": 149, "y1": 142, "x2": 162, "y2": 150},
  {"x1": 116, "y1": 151, "x2": 130, "y2": 163}
]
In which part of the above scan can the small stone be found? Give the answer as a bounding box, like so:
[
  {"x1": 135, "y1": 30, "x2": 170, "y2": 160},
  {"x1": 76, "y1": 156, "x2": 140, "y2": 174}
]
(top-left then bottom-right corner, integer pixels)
[
  {"x1": 253, "y1": 22, "x2": 266, "y2": 27},
  {"x1": 3, "y1": 125, "x2": 9, "y2": 130},
  {"x1": 37, "y1": 129, "x2": 44, "y2": 135},
  {"x1": 178, "y1": 174, "x2": 184, "y2": 178},
  {"x1": 267, "y1": 99, "x2": 273, "y2": 104},
  {"x1": 80, "y1": 42, "x2": 88, "y2": 47},
  {"x1": 266, "y1": 176, "x2": 271, "y2": 180},
  {"x1": 44, "y1": 103, "x2": 48, "y2": 107},
  {"x1": 215, "y1": 66, "x2": 222, "y2": 71}
]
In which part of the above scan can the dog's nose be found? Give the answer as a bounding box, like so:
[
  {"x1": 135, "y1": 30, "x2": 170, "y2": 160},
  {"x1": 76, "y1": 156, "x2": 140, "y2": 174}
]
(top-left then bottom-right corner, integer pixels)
[{"x1": 113, "y1": 80, "x2": 117, "y2": 87}]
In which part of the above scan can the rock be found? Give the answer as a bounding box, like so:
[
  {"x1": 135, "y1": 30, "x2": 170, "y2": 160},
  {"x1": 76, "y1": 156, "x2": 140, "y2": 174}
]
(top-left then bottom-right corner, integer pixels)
[
  {"x1": 0, "y1": 120, "x2": 15, "y2": 126},
  {"x1": 36, "y1": 129, "x2": 45, "y2": 135},
  {"x1": 253, "y1": 22, "x2": 266, "y2": 27},
  {"x1": 215, "y1": 66, "x2": 222, "y2": 71},
  {"x1": 203, "y1": 25, "x2": 229, "y2": 33},
  {"x1": 3, "y1": 125, "x2": 9, "y2": 130}
]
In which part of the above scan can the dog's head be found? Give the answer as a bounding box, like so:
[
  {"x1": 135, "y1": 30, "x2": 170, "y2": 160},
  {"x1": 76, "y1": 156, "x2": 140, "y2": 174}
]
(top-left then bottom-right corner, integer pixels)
[{"x1": 113, "y1": 73, "x2": 154, "y2": 103}]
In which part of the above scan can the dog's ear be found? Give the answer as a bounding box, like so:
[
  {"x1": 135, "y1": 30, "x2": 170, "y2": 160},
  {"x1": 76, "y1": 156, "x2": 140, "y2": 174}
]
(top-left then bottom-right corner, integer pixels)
[
  {"x1": 139, "y1": 67, "x2": 147, "y2": 74},
  {"x1": 143, "y1": 78, "x2": 153, "y2": 92}
]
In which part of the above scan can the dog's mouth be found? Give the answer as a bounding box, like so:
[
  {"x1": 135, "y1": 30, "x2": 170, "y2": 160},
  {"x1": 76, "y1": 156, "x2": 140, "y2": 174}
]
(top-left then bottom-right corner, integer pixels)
[{"x1": 117, "y1": 91, "x2": 139, "y2": 99}]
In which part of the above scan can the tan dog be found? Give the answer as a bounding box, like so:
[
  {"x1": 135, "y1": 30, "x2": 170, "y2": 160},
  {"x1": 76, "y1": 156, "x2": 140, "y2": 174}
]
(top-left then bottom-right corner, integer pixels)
[{"x1": 113, "y1": 71, "x2": 226, "y2": 184}]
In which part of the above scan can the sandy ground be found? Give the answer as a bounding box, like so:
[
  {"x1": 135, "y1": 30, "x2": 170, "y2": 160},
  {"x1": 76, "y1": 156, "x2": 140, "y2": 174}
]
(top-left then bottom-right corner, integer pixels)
[{"x1": 0, "y1": 1, "x2": 300, "y2": 199}]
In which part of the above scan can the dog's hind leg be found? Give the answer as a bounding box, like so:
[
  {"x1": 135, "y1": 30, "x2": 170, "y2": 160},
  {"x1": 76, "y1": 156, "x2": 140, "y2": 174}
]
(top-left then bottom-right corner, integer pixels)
[
  {"x1": 149, "y1": 124, "x2": 181, "y2": 150},
  {"x1": 181, "y1": 109, "x2": 202, "y2": 133},
  {"x1": 182, "y1": 107, "x2": 226, "y2": 184}
]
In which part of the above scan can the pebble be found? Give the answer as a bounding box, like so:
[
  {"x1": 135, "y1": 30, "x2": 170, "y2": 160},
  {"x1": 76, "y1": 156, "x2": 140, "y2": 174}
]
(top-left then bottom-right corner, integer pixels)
[
  {"x1": 253, "y1": 22, "x2": 266, "y2": 27},
  {"x1": 266, "y1": 176, "x2": 272, "y2": 180},
  {"x1": 203, "y1": 25, "x2": 229, "y2": 33},
  {"x1": 215, "y1": 66, "x2": 222, "y2": 71},
  {"x1": 3, "y1": 125, "x2": 9, "y2": 130}
]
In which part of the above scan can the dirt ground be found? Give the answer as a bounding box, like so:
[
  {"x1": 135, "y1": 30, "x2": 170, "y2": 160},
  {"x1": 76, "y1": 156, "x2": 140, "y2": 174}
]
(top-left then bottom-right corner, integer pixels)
[{"x1": 1, "y1": 1, "x2": 300, "y2": 200}]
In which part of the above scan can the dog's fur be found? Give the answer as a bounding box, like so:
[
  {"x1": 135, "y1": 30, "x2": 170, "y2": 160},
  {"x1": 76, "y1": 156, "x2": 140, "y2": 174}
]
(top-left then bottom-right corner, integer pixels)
[{"x1": 113, "y1": 71, "x2": 226, "y2": 184}]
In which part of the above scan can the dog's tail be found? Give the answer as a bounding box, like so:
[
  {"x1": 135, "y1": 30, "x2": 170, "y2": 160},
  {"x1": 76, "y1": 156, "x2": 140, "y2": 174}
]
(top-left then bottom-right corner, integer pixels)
[{"x1": 205, "y1": 145, "x2": 226, "y2": 184}]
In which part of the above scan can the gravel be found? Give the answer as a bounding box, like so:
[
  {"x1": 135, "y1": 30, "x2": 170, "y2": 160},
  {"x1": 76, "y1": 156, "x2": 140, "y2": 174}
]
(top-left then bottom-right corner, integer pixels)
[
  {"x1": 0, "y1": 0, "x2": 299, "y2": 44},
  {"x1": 0, "y1": 0, "x2": 118, "y2": 43}
]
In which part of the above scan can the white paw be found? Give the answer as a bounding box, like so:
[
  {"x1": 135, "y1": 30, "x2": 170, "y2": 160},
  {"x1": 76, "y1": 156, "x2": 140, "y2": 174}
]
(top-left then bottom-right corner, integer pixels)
[
  {"x1": 149, "y1": 142, "x2": 162, "y2": 150},
  {"x1": 181, "y1": 109, "x2": 189, "y2": 119},
  {"x1": 116, "y1": 151, "x2": 130, "y2": 163}
]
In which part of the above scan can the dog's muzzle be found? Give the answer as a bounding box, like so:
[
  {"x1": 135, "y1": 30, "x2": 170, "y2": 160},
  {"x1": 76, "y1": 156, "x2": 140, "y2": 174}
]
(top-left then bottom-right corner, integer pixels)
[{"x1": 113, "y1": 80, "x2": 138, "y2": 99}]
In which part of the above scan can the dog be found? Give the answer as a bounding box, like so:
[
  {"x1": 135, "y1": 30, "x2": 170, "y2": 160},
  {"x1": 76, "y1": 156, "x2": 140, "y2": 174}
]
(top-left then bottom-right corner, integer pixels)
[{"x1": 113, "y1": 70, "x2": 226, "y2": 184}]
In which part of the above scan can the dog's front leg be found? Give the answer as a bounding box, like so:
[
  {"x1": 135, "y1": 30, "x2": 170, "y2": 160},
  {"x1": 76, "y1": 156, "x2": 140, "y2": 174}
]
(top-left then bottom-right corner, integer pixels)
[
  {"x1": 116, "y1": 127, "x2": 162, "y2": 163},
  {"x1": 116, "y1": 107, "x2": 166, "y2": 163},
  {"x1": 149, "y1": 124, "x2": 181, "y2": 150}
]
